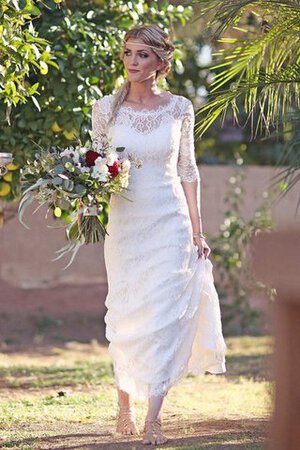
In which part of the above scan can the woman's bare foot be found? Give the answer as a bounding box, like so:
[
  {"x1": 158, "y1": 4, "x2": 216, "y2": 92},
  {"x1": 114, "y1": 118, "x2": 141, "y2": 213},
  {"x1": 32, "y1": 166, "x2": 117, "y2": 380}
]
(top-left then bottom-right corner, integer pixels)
[
  {"x1": 116, "y1": 406, "x2": 140, "y2": 435},
  {"x1": 142, "y1": 417, "x2": 168, "y2": 445}
]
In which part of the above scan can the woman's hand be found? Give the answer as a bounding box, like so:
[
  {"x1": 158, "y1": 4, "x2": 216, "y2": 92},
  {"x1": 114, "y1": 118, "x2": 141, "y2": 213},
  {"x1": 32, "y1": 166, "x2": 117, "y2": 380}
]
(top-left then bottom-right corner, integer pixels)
[{"x1": 193, "y1": 236, "x2": 211, "y2": 259}]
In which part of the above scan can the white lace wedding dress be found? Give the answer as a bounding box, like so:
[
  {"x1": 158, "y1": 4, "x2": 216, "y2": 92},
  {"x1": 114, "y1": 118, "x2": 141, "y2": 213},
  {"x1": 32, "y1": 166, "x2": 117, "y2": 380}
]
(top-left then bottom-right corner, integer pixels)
[{"x1": 92, "y1": 92, "x2": 227, "y2": 400}]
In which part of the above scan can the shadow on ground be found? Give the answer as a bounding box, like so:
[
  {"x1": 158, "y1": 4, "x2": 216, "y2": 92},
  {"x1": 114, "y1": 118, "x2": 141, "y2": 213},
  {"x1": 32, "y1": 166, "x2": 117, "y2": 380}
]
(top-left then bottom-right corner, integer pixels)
[{"x1": 3, "y1": 417, "x2": 270, "y2": 450}]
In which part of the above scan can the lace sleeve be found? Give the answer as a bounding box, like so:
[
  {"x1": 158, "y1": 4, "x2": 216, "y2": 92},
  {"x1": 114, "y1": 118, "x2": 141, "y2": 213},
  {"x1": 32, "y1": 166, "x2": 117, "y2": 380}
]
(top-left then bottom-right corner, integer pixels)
[
  {"x1": 91, "y1": 95, "x2": 111, "y2": 150},
  {"x1": 177, "y1": 100, "x2": 200, "y2": 183}
]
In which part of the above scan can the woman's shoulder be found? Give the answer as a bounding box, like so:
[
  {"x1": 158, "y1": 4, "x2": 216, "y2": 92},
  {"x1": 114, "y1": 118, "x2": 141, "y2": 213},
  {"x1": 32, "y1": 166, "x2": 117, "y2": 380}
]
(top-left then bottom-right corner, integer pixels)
[
  {"x1": 172, "y1": 93, "x2": 194, "y2": 115},
  {"x1": 93, "y1": 94, "x2": 114, "y2": 112},
  {"x1": 177, "y1": 95, "x2": 193, "y2": 106}
]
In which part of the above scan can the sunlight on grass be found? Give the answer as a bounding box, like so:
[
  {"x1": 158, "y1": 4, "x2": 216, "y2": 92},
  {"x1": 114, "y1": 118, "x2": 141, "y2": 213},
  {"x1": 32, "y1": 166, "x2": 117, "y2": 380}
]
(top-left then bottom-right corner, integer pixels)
[{"x1": 0, "y1": 342, "x2": 113, "y2": 389}]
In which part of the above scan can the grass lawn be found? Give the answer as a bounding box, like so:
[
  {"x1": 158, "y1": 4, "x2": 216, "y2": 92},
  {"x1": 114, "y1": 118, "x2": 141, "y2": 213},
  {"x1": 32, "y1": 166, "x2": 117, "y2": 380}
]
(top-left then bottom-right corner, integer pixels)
[{"x1": 0, "y1": 335, "x2": 274, "y2": 449}]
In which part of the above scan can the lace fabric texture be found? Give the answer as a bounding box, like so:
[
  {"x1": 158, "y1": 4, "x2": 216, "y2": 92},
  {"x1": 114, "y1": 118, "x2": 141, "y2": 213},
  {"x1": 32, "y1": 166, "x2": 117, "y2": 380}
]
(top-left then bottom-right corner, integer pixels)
[
  {"x1": 92, "y1": 92, "x2": 227, "y2": 400},
  {"x1": 92, "y1": 94, "x2": 200, "y2": 182}
]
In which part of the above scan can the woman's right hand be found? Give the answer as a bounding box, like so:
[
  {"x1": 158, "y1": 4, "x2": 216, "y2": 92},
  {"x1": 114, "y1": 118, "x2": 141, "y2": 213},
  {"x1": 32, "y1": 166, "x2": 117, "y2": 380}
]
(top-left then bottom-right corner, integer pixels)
[{"x1": 193, "y1": 236, "x2": 211, "y2": 259}]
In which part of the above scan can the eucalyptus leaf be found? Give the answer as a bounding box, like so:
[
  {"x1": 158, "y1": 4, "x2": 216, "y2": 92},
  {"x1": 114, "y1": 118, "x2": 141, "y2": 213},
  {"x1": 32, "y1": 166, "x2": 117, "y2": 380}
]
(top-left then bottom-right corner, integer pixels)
[
  {"x1": 63, "y1": 179, "x2": 74, "y2": 191},
  {"x1": 61, "y1": 156, "x2": 73, "y2": 165},
  {"x1": 68, "y1": 221, "x2": 80, "y2": 240},
  {"x1": 74, "y1": 184, "x2": 86, "y2": 195},
  {"x1": 53, "y1": 164, "x2": 65, "y2": 174},
  {"x1": 64, "y1": 162, "x2": 75, "y2": 171},
  {"x1": 52, "y1": 176, "x2": 63, "y2": 186},
  {"x1": 57, "y1": 198, "x2": 71, "y2": 209}
]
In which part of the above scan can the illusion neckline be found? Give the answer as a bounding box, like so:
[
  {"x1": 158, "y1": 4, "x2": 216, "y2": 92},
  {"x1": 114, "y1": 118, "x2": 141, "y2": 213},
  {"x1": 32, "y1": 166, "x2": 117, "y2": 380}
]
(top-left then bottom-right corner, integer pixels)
[{"x1": 119, "y1": 93, "x2": 176, "y2": 114}]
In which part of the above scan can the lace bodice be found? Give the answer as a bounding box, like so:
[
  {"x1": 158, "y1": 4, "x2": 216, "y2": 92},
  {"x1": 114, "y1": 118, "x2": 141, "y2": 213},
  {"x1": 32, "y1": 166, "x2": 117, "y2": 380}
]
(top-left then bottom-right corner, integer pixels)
[{"x1": 91, "y1": 93, "x2": 200, "y2": 183}]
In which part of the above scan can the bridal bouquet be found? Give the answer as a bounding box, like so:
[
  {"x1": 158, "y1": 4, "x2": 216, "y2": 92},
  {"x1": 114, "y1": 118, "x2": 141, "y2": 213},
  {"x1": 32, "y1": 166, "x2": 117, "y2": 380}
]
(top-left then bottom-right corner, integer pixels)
[{"x1": 18, "y1": 137, "x2": 142, "y2": 268}]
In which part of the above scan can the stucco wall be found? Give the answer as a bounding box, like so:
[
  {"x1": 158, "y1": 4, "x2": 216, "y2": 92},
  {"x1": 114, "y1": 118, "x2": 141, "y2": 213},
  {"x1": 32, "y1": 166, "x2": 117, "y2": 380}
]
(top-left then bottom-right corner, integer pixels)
[{"x1": 0, "y1": 165, "x2": 298, "y2": 290}]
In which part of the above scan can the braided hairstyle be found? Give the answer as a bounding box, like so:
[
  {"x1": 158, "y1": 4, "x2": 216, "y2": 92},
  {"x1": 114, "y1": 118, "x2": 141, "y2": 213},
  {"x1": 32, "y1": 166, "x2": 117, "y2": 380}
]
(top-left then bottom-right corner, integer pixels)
[{"x1": 106, "y1": 24, "x2": 175, "y2": 128}]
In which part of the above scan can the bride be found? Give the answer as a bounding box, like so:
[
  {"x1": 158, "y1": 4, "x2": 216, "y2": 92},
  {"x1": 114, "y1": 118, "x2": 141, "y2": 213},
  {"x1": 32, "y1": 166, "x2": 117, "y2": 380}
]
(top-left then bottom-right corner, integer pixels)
[{"x1": 92, "y1": 24, "x2": 227, "y2": 446}]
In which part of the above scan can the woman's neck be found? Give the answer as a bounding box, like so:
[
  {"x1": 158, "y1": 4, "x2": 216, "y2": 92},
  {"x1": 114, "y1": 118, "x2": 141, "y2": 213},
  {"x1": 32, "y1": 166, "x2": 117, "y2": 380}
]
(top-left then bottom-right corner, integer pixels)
[{"x1": 125, "y1": 81, "x2": 165, "y2": 105}]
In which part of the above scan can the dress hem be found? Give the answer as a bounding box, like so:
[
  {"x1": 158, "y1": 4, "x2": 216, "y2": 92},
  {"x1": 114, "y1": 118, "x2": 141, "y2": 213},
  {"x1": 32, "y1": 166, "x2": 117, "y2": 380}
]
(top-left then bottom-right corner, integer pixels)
[{"x1": 113, "y1": 357, "x2": 226, "y2": 401}]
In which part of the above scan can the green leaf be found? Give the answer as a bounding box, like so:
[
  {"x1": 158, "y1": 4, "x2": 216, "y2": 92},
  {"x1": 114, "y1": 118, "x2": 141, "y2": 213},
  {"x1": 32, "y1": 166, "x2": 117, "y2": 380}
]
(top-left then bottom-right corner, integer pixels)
[
  {"x1": 64, "y1": 161, "x2": 75, "y2": 171},
  {"x1": 53, "y1": 164, "x2": 65, "y2": 174},
  {"x1": 52, "y1": 176, "x2": 63, "y2": 186},
  {"x1": 61, "y1": 156, "x2": 73, "y2": 165},
  {"x1": 39, "y1": 61, "x2": 48, "y2": 75},
  {"x1": 74, "y1": 184, "x2": 86, "y2": 195},
  {"x1": 28, "y1": 82, "x2": 39, "y2": 95},
  {"x1": 67, "y1": 221, "x2": 80, "y2": 240},
  {"x1": 22, "y1": 2, "x2": 41, "y2": 16},
  {"x1": 31, "y1": 96, "x2": 41, "y2": 112},
  {"x1": 54, "y1": 206, "x2": 62, "y2": 217},
  {"x1": 62, "y1": 179, "x2": 74, "y2": 191}
]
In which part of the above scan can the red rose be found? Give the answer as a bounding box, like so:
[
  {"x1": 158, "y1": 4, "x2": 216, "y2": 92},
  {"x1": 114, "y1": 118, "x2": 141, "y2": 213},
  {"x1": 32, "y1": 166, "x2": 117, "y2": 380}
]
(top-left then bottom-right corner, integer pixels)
[
  {"x1": 107, "y1": 161, "x2": 119, "y2": 177},
  {"x1": 85, "y1": 150, "x2": 101, "y2": 167}
]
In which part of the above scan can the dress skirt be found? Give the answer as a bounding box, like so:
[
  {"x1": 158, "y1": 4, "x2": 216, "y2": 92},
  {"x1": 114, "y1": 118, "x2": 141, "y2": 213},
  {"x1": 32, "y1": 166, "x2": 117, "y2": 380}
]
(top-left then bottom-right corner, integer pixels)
[{"x1": 103, "y1": 163, "x2": 227, "y2": 400}]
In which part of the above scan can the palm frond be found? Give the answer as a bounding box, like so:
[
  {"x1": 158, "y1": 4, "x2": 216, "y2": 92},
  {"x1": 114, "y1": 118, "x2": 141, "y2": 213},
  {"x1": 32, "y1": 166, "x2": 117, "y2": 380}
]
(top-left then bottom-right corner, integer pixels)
[
  {"x1": 190, "y1": 0, "x2": 300, "y2": 137},
  {"x1": 190, "y1": 0, "x2": 300, "y2": 203},
  {"x1": 192, "y1": 0, "x2": 300, "y2": 36},
  {"x1": 195, "y1": 67, "x2": 300, "y2": 139}
]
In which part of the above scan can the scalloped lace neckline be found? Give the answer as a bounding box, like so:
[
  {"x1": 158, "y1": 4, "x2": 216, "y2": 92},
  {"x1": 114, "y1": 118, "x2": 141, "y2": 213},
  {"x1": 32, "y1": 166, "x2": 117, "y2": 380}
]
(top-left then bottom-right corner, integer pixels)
[{"x1": 119, "y1": 93, "x2": 175, "y2": 114}]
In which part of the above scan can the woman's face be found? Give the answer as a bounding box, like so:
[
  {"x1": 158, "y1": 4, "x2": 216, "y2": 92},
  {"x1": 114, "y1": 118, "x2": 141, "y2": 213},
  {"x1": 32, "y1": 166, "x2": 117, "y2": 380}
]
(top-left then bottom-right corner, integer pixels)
[{"x1": 122, "y1": 38, "x2": 164, "y2": 82}]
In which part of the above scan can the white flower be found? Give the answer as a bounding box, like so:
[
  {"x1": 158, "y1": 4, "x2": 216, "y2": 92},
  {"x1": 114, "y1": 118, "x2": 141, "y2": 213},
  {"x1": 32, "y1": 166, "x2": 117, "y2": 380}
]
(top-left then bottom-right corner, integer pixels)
[
  {"x1": 91, "y1": 163, "x2": 109, "y2": 181},
  {"x1": 122, "y1": 159, "x2": 131, "y2": 172},
  {"x1": 94, "y1": 156, "x2": 106, "y2": 165},
  {"x1": 79, "y1": 147, "x2": 88, "y2": 155},
  {"x1": 60, "y1": 148, "x2": 72, "y2": 157},
  {"x1": 121, "y1": 177, "x2": 129, "y2": 188},
  {"x1": 80, "y1": 166, "x2": 90, "y2": 174},
  {"x1": 92, "y1": 172, "x2": 108, "y2": 182},
  {"x1": 72, "y1": 149, "x2": 81, "y2": 164},
  {"x1": 106, "y1": 151, "x2": 118, "y2": 166},
  {"x1": 96, "y1": 161, "x2": 109, "y2": 174}
]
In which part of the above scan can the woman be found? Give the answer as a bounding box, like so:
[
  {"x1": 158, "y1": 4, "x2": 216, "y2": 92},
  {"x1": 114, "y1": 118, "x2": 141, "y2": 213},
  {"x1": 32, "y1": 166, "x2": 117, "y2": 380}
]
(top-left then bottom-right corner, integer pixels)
[{"x1": 92, "y1": 24, "x2": 227, "y2": 446}]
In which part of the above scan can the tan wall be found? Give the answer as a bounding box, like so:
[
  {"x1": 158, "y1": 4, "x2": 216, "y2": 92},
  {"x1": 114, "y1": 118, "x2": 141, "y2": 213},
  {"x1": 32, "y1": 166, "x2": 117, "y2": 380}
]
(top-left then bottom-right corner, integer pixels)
[
  {"x1": 200, "y1": 165, "x2": 299, "y2": 234},
  {"x1": 0, "y1": 165, "x2": 298, "y2": 290}
]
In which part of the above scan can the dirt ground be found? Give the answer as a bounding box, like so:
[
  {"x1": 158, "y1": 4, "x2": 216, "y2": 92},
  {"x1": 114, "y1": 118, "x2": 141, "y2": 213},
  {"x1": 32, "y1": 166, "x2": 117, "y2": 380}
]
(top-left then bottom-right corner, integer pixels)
[
  {"x1": 11, "y1": 416, "x2": 269, "y2": 449},
  {"x1": 1, "y1": 377, "x2": 270, "y2": 450},
  {"x1": 0, "y1": 380, "x2": 271, "y2": 449}
]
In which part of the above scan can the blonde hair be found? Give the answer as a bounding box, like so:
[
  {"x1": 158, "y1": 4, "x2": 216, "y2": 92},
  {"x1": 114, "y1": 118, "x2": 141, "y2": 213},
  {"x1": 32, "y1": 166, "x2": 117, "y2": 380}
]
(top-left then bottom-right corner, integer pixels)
[{"x1": 106, "y1": 24, "x2": 175, "y2": 128}]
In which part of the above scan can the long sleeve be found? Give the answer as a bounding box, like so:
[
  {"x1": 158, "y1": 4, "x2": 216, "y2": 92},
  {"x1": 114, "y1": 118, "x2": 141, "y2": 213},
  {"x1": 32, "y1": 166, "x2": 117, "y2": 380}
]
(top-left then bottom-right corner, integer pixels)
[
  {"x1": 91, "y1": 96, "x2": 111, "y2": 150},
  {"x1": 177, "y1": 100, "x2": 200, "y2": 183}
]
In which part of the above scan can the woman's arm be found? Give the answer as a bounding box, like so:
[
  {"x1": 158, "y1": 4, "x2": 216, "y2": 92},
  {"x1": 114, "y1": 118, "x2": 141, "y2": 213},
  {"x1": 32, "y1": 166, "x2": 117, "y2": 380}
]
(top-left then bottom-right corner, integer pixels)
[
  {"x1": 177, "y1": 100, "x2": 210, "y2": 258},
  {"x1": 181, "y1": 180, "x2": 203, "y2": 235}
]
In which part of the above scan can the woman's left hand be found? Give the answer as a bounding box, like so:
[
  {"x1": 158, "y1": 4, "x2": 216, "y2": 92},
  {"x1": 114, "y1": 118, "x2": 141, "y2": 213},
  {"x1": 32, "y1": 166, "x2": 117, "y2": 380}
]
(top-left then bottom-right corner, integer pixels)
[{"x1": 193, "y1": 236, "x2": 211, "y2": 259}]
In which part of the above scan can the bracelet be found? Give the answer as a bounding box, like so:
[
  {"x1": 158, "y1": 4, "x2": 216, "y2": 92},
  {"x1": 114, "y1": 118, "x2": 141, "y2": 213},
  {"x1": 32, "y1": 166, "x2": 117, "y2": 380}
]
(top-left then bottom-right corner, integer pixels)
[{"x1": 193, "y1": 232, "x2": 206, "y2": 239}]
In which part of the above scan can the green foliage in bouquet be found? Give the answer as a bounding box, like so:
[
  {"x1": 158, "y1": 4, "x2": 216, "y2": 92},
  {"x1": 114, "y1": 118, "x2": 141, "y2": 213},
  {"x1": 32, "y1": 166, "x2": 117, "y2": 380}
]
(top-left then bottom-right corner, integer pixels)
[{"x1": 18, "y1": 139, "x2": 142, "y2": 268}]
